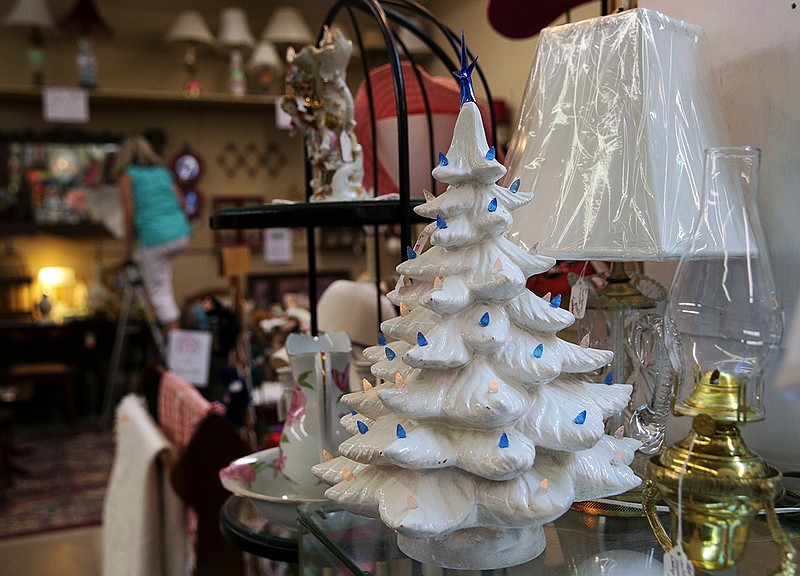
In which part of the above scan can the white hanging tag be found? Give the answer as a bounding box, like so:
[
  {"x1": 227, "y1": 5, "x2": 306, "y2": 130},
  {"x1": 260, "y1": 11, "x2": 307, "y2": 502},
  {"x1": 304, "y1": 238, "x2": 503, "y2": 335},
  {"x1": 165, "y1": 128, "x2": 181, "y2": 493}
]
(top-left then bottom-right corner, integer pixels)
[
  {"x1": 663, "y1": 545, "x2": 695, "y2": 576},
  {"x1": 665, "y1": 434, "x2": 697, "y2": 576},
  {"x1": 569, "y1": 278, "x2": 589, "y2": 319}
]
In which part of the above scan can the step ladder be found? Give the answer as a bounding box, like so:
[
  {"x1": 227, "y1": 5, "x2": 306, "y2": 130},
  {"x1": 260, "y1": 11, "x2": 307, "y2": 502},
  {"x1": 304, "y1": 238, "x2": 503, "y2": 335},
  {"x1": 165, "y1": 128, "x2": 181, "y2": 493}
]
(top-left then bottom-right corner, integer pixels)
[{"x1": 99, "y1": 262, "x2": 166, "y2": 427}]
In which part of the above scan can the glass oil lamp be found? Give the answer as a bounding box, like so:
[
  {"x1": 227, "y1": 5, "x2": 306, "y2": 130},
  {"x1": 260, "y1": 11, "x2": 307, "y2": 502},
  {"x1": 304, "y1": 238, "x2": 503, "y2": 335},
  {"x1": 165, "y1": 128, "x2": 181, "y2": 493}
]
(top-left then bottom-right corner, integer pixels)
[{"x1": 643, "y1": 147, "x2": 796, "y2": 574}]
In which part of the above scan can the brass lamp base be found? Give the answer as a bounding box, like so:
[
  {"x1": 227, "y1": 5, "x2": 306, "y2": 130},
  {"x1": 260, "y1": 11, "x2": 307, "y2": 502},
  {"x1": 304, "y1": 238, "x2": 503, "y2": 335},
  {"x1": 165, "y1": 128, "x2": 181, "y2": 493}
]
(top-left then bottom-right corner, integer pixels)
[
  {"x1": 644, "y1": 414, "x2": 797, "y2": 574},
  {"x1": 571, "y1": 487, "x2": 665, "y2": 517},
  {"x1": 592, "y1": 261, "x2": 656, "y2": 310}
]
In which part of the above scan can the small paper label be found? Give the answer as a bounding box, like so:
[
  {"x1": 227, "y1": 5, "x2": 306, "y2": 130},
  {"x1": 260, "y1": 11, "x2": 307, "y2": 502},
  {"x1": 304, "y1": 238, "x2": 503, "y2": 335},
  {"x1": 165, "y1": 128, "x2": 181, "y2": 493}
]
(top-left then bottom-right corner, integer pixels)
[
  {"x1": 264, "y1": 228, "x2": 293, "y2": 264},
  {"x1": 663, "y1": 545, "x2": 695, "y2": 576},
  {"x1": 42, "y1": 87, "x2": 89, "y2": 123},
  {"x1": 167, "y1": 329, "x2": 213, "y2": 387},
  {"x1": 569, "y1": 278, "x2": 589, "y2": 319}
]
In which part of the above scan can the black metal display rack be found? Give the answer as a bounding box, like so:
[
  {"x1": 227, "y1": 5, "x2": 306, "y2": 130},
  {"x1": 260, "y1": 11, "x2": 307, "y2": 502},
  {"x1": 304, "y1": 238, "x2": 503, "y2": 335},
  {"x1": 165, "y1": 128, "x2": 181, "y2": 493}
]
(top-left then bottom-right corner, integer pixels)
[{"x1": 210, "y1": 0, "x2": 496, "y2": 334}]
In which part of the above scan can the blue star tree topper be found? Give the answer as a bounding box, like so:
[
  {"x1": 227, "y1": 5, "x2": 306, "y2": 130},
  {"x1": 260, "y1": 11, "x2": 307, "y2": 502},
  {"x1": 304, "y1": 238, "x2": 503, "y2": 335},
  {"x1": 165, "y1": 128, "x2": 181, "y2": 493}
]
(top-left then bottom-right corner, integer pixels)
[{"x1": 454, "y1": 31, "x2": 478, "y2": 108}]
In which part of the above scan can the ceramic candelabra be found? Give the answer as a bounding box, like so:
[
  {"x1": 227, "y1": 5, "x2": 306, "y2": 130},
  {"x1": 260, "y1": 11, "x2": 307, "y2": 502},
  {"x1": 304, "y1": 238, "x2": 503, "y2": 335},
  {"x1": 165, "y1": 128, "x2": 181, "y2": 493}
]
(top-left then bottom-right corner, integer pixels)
[{"x1": 283, "y1": 26, "x2": 367, "y2": 202}]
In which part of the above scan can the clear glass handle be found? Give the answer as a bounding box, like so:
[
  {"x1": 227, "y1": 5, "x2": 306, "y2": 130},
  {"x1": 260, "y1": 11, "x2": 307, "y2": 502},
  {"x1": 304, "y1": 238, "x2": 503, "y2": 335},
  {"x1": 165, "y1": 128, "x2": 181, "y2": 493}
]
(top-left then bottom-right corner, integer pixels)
[{"x1": 629, "y1": 313, "x2": 673, "y2": 454}]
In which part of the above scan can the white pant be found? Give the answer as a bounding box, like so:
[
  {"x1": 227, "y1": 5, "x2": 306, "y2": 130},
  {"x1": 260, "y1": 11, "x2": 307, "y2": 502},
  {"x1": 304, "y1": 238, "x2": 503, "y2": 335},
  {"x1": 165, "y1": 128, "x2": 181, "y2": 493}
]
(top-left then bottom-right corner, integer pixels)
[{"x1": 135, "y1": 236, "x2": 189, "y2": 325}]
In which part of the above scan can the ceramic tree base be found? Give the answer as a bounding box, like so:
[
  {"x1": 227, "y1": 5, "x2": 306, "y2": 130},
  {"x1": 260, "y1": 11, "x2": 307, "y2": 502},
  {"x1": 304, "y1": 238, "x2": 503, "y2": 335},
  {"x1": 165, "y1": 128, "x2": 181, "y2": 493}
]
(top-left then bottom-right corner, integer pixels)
[{"x1": 397, "y1": 525, "x2": 546, "y2": 570}]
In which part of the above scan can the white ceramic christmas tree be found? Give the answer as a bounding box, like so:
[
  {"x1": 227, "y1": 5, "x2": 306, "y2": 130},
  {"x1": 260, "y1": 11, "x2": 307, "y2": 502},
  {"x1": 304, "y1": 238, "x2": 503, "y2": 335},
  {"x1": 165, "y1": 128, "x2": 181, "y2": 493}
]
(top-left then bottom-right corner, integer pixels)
[{"x1": 312, "y1": 38, "x2": 642, "y2": 570}]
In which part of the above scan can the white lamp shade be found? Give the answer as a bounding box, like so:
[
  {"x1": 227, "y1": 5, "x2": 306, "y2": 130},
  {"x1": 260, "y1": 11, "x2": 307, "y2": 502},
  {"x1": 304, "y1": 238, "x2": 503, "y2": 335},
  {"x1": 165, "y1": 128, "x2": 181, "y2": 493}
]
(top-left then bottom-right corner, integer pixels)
[
  {"x1": 166, "y1": 9, "x2": 215, "y2": 46},
  {"x1": 260, "y1": 6, "x2": 313, "y2": 45},
  {"x1": 218, "y1": 7, "x2": 254, "y2": 49},
  {"x1": 317, "y1": 280, "x2": 397, "y2": 347},
  {"x1": 248, "y1": 40, "x2": 281, "y2": 70},
  {"x1": 505, "y1": 8, "x2": 732, "y2": 261},
  {"x1": 4, "y1": 0, "x2": 55, "y2": 29}
]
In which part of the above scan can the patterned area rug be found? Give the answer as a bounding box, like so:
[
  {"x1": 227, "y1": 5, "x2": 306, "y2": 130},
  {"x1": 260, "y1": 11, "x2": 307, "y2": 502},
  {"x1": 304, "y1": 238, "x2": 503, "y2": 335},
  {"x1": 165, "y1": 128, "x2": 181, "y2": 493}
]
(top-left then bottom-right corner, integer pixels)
[{"x1": 0, "y1": 425, "x2": 115, "y2": 540}]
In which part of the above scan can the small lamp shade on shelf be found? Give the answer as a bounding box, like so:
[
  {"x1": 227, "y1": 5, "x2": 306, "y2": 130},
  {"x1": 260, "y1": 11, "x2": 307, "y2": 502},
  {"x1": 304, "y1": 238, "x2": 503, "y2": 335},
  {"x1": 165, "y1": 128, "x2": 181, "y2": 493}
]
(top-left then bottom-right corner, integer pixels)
[
  {"x1": 166, "y1": 9, "x2": 216, "y2": 98},
  {"x1": 259, "y1": 6, "x2": 313, "y2": 96},
  {"x1": 260, "y1": 6, "x2": 313, "y2": 48},
  {"x1": 248, "y1": 40, "x2": 281, "y2": 95},
  {"x1": 4, "y1": 0, "x2": 54, "y2": 28},
  {"x1": 218, "y1": 7, "x2": 255, "y2": 96},
  {"x1": 4, "y1": 0, "x2": 56, "y2": 85}
]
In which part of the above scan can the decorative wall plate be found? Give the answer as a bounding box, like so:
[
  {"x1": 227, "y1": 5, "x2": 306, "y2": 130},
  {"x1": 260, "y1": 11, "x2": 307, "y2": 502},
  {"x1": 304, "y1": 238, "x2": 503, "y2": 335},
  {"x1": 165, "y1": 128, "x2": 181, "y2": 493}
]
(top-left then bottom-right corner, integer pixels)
[
  {"x1": 180, "y1": 187, "x2": 204, "y2": 221},
  {"x1": 171, "y1": 148, "x2": 205, "y2": 185}
]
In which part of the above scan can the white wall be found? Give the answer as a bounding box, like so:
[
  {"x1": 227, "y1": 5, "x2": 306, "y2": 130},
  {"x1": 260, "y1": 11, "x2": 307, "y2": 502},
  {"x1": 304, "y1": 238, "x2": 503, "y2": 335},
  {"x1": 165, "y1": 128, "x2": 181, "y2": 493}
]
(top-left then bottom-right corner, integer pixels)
[
  {"x1": 641, "y1": 0, "x2": 800, "y2": 469},
  {"x1": 431, "y1": 0, "x2": 601, "y2": 124}
]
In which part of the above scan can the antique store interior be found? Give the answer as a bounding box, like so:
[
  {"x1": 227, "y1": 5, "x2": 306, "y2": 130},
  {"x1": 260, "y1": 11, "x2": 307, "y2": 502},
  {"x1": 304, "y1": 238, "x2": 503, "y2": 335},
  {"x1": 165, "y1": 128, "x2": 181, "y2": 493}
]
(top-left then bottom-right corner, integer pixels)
[{"x1": 0, "y1": 0, "x2": 799, "y2": 575}]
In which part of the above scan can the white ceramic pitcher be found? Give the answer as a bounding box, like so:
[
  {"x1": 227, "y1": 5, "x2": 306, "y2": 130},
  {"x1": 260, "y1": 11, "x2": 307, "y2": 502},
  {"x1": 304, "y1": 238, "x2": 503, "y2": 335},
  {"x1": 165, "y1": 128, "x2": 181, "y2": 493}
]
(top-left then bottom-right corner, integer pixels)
[{"x1": 275, "y1": 331, "x2": 352, "y2": 494}]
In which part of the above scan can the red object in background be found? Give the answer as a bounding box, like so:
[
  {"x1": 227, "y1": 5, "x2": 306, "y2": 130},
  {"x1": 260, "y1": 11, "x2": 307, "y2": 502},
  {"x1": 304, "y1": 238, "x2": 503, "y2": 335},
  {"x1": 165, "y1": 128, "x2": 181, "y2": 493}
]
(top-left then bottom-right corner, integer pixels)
[
  {"x1": 487, "y1": 0, "x2": 595, "y2": 39},
  {"x1": 260, "y1": 428, "x2": 283, "y2": 450},
  {"x1": 354, "y1": 61, "x2": 496, "y2": 197},
  {"x1": 527, "y1": 261, "x2": 599, "y2": 304}
]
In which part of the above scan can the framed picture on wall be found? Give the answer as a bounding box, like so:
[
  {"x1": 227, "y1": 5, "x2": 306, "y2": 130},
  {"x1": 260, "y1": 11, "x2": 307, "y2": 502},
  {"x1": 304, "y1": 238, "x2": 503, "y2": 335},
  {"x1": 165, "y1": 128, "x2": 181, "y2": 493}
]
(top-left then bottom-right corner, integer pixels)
[{"x1": 212, "y1": 196, "x2": 264, "y2": 248}]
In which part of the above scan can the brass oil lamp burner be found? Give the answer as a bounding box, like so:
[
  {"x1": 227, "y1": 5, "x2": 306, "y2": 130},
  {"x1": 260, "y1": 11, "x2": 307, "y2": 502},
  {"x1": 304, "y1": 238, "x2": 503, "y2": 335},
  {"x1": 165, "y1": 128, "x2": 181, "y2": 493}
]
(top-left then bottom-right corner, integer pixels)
[{"x1": 643, "y1": 148, "x2": 796, "y2": 574}]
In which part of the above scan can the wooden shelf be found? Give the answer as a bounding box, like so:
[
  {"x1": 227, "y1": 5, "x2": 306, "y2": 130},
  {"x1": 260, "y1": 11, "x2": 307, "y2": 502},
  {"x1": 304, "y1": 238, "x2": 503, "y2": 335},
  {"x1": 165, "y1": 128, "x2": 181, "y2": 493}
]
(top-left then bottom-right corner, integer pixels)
[
  {"x1": 0, "y1": 86, "x2": 277, "y2": 112},
  {"x1": 210, "y1": 199, "x2": 427, "y2": 230}
]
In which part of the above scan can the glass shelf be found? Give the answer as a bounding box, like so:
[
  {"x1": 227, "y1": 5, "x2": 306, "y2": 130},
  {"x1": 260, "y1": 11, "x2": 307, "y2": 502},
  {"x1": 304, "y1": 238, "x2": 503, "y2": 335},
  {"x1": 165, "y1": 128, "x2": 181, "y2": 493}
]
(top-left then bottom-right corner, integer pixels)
[
  {"x1": 209, "y1": 198, "x2": 427, "y2": 230},
  {"x1": 296, "y1": 500, "x2": 800, "y2": 576},
  {"x1": 219, "y1": 495, "x2": 299, "y2": 565}
]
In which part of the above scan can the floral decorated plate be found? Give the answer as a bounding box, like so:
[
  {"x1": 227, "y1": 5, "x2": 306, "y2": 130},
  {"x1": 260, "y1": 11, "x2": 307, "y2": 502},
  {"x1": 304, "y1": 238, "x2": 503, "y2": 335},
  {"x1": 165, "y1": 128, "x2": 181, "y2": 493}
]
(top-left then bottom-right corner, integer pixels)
[{"x1": 219, "y1": 447, "x2": 327, "y2": 526}]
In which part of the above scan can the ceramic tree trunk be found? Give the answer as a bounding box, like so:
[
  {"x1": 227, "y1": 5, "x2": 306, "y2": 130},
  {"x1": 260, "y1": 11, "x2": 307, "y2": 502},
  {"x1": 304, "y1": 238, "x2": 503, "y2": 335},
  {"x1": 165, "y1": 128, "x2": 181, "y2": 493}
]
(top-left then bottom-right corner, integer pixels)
[{"x1": 312, "y1": 43, "x2": 641, "y2": 570}]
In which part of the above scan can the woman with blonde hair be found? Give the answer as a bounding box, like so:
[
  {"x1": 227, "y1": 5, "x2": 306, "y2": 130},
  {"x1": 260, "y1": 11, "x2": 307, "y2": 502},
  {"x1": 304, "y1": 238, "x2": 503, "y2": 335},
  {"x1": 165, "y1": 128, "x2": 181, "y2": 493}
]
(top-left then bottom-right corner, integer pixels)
[{"x1": 113, "y1": 131, "x2": 192, "y2": 333}]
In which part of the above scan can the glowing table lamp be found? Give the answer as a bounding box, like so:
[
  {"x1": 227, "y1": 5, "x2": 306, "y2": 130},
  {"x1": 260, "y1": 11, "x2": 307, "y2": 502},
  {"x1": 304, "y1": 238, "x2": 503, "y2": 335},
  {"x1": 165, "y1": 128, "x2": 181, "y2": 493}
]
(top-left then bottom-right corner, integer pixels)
[
  {"x1": 37, "y1": 266, "x2": 76, "y2": 319},
  {"x1": 505, "y1": 8, "x2": 730, "y2": 449}
]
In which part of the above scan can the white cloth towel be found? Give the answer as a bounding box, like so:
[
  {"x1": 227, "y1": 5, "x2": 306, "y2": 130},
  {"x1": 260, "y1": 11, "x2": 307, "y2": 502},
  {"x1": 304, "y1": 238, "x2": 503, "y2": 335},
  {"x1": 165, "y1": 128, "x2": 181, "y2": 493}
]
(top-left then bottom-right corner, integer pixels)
[{"x1": 102, "y1": 394, "x2": 190, "y2": 576}]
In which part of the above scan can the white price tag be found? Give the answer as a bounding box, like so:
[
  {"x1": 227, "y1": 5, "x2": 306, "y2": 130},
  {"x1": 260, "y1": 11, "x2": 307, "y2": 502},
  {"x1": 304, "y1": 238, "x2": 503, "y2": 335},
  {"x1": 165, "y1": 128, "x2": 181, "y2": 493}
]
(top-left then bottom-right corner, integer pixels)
[
  {"x1": 569, "y1": 277, "x2": 589, "y2": 319},
  {"x1": 663, "y1": 545, "x2": 695, "y2": 576},
  {"x1": 340, "y1": 131, "x2": 353, "y2": 162}
]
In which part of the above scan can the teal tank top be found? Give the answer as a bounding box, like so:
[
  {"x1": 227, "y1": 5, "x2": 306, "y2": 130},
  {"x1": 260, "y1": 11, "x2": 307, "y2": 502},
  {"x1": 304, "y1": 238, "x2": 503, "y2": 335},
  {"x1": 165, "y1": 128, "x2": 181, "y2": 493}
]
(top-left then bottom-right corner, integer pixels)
[{"x1": 126, "y1": 165, "x2": 192, "y2": 248}]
